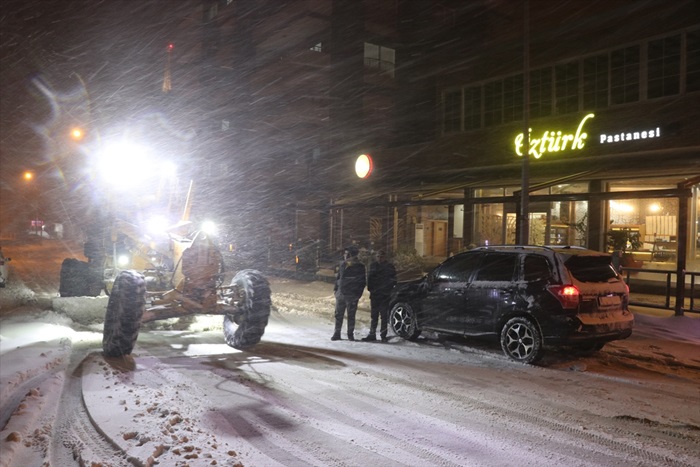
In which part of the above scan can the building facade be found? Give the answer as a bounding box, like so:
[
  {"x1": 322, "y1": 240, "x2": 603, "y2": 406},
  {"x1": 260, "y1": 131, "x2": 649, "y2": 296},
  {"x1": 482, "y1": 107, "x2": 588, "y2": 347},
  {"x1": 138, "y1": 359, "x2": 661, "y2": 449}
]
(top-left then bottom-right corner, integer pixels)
[
  {"x1": 181, "y1": 1, "x2": 699, "y2": 277},
  {"x1": 330, "y1": 1, "x2": 700, "y2": 278}
]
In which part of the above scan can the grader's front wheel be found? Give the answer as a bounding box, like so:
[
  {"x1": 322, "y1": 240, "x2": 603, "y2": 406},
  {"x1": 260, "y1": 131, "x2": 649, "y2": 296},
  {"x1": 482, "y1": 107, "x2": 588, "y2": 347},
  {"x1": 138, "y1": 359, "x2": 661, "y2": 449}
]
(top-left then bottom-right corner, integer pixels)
[
  {"x1": 223, "y1": 269, "x2": 271, "y2": 350},
  {"x1": 103, "y1": 270, "x2": 146, "y2": 357}
]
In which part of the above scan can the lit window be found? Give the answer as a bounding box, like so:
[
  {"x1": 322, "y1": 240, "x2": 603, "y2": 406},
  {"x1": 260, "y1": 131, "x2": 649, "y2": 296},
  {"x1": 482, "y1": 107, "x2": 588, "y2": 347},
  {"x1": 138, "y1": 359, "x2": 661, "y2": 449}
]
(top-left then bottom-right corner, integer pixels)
[
  {"x1": 310, "y1": 42, "x2": 322, "y2": 52},
  {"x1": 364, "y1": 42, "x2": 395, "y2": 78}
]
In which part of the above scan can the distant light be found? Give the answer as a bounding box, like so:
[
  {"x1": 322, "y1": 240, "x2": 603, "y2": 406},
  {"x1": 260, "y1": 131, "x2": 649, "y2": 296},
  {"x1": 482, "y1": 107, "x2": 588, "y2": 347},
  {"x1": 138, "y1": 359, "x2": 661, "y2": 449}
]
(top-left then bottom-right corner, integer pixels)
[
  {"x1": 70, "y1": 127, "x2": 84, "y2": 141},
  {"x1": 610, "y1": 200, "x2": 634, "y2": 213},
  {"x1": 168, "y1": 43, "x2": 174, "y2": 50},
  {"x1": 355, "y1": 154, "x2": 373, "y2": 179},
  {"x1": 648, "y1": 203, "x2": 661, "y2": 213},
  {"x1": 117, "y1": 255, "x2": 130, "y2": 267},
  {"x1": 23, "y1": 171, "x2": 34, "y2": 181}
]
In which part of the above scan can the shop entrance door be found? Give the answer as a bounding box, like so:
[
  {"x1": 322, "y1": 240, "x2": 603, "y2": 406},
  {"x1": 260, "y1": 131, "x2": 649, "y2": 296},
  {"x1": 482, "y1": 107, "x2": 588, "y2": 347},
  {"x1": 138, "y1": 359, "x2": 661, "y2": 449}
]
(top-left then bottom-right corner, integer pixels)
[{"x1": 429, "y1": 220, "x2": 448, "y2": 257}]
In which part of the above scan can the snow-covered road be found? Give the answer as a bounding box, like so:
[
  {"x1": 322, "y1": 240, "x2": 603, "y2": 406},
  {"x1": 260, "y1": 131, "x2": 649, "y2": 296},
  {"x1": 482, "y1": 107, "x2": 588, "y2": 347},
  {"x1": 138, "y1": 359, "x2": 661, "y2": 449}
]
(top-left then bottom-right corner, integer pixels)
[{"x1": 1, "y1": 239, "x2": 699, "y2": 466}]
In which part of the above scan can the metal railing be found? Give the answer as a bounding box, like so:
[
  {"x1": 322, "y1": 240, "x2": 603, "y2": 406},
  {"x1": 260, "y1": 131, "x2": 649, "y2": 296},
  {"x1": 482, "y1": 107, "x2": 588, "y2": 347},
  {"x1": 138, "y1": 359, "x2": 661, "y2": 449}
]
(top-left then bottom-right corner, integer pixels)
[{"x1": 620, "y1": 267, "x2": 699, "y2": 315}]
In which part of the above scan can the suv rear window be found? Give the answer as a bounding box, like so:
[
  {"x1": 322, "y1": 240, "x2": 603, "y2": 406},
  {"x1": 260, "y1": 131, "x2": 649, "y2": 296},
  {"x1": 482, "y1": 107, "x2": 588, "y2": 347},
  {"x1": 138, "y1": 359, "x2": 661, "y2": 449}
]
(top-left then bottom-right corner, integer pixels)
[{"x1": 564, "y1": 255, "x2": 618, "y2": 282}]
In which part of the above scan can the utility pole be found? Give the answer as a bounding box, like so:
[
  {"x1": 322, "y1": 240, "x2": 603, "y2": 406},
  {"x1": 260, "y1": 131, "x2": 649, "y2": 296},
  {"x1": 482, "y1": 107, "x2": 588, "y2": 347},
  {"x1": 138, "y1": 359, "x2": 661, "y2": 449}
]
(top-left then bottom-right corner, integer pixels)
[{"x1": 519, "y1": 0, "x2": 531, "y2": 245}]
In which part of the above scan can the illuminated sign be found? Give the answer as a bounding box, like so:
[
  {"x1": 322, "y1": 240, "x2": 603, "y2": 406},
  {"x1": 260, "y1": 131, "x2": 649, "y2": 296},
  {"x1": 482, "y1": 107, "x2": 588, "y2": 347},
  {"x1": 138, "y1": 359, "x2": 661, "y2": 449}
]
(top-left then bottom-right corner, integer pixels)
[
  {"x1": 515, "y1": 113, "x2": 594, "y2": 159},
  {"x1": 355, "y1": 154, "x2": 373, "y2": 178},
  {"x1": 599, "y1": 127, "x2": 660, "y2": 144}
]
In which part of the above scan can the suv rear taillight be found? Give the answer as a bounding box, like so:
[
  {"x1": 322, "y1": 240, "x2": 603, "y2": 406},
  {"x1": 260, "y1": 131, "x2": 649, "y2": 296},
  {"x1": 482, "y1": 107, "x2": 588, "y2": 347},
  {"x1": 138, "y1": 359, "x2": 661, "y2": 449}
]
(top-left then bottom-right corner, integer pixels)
[{"x1": 548, "y1": 284, "x2": 580, "y2": 310}]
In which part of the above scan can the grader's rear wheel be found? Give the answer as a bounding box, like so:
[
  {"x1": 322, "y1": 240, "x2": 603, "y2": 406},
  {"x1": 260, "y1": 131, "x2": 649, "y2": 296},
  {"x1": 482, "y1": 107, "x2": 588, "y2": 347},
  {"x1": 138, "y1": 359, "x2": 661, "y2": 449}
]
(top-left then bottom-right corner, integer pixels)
[
  {"x1": 103, "y1": 270, "x2": 146, "y2": 357},
  {"x1": 59, "y1": 258, "x2": 90, "y2": 297},
  {"x1": 223, "y1": 269, "x2": 271, "y2": 350}
]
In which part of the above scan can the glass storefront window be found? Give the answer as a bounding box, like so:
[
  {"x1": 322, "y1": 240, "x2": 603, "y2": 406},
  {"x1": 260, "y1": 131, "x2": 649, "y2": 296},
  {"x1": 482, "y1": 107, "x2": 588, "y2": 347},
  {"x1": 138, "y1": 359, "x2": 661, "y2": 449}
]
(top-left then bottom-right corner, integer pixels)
[
  {"x1": 694, "y1": 186, "x2": 700, "y2": 262},
  {"x1": 550, "y1": 182, "x2": 588, "y2": 194},
  {"x1": 549, "y1": 200, "x2": 588, "y2": 246},
  {"x1": 474, "y1": 187, "x2": 505, "y2": 197},
  {"x1": 607, "y1": 197, "x2": 678, "y2": 266},
  {"x1": 473, "y1": 200, "x2": 587, "y2": 248},
  {"x1": 475, "y1": 203, "x2": 505, "y2": 245}
]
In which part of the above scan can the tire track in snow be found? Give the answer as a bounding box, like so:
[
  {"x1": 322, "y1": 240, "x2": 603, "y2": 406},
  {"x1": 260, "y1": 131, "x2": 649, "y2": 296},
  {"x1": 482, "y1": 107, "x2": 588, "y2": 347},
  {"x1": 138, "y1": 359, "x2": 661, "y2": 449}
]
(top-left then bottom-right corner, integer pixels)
[{"x1": 48, "y1": 344, "x2": 135, "y2": 467}]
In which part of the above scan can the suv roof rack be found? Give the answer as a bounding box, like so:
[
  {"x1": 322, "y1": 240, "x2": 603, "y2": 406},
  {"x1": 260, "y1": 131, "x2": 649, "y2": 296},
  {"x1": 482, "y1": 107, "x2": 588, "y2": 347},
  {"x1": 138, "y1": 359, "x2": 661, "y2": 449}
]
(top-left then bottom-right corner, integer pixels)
[{"x1": 473, "y1": 245, "x2": 556, "y2": 252}]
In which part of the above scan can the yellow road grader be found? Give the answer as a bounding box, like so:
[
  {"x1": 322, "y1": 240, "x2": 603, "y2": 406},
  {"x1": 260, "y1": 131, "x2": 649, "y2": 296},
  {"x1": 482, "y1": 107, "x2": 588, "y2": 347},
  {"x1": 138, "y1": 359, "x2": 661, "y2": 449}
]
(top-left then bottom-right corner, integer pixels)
[{"x1": 58, "y1": 184, "x2": 271, "y2": 357}]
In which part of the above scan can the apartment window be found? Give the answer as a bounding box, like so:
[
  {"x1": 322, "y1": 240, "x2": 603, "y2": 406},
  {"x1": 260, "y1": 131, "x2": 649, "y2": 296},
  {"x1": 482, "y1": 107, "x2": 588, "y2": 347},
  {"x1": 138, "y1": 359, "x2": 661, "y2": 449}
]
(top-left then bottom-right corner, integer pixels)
[
  {"x1": 364, "y1": 42, "x2": 395, "y2": 78},
  {"x1": 484, "y1": 80, "x2": 503, "y2": 127},
  {"x1": 530, "y1": 67, "x2": 552, "y2": 118},
  {"x1": 443, "y1": 90, "x2": 462, "y2": 133},
  {"x1": 687, "y1": 30, "x2": 700, "y2": 92},
  {"x1": 648, "y1": 35, "x2": 681, "y2": 98},
  {"x1": 611, "y1": 45, "x2": 639, "y2": 105},
  {"x1": 464, "y1": 86, "x2": 482, "y2": 130},
  {"x1": 503, "y1": 74, "x2": 523, "y2": 123},
  {"x1": 583, "y1": 54, "x2": 609, "y2": 110},
  {"x1": 555, "y1": 62, "x2": 579, "y2": 114},
  {"x1": 310, "y1": 42, "x2": 323, "y2": 52}
]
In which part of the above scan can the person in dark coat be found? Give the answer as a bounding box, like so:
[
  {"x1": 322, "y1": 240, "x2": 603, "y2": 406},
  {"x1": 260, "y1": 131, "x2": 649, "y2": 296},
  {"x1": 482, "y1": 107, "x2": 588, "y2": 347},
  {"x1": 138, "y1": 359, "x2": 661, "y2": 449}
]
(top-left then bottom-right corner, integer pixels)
[
  {"x1": 361, "y1": 249, "x2": 397, "y2": 342},
  {"x1": 332, "y1": 245, "x2": 366, "y2": 341}
]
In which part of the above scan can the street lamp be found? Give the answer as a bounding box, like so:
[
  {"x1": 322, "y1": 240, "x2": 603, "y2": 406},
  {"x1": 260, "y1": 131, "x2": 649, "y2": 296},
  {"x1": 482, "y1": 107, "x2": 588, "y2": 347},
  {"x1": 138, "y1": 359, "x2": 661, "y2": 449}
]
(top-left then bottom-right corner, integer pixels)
[
  {"x1": 70, "y1": 127, "x2": 85, "y2": 141},
  {"x1": 22, "y1": 171, "x2": 41, "y2": 237}
]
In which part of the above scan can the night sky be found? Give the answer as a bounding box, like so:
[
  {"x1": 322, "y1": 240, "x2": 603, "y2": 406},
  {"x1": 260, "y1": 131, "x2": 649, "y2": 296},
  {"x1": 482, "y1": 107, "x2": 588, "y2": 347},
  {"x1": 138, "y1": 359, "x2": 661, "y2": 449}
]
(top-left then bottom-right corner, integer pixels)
[{"x1": 1, "y1": 0, "x2": 176, "y2": 177}]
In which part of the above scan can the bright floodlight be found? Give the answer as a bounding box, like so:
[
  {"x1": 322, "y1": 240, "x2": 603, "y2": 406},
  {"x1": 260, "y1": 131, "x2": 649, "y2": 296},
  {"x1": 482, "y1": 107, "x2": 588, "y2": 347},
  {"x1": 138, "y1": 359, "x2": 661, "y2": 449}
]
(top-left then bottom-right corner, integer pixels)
[
  {"x1": 95, "y1": 140, "x2": 173, "y2": 191},
  {"x1": 147, "y1": 216, "x2": 170, "y2": 235},
  {"x1": 201, "y1": 221, "x2": 217, "y2": 236}
]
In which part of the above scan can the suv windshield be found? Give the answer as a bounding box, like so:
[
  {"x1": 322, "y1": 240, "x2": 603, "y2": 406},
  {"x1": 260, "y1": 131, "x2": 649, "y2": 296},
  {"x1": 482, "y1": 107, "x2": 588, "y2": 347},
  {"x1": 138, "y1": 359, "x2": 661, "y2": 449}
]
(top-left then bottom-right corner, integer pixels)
[{"x1": 564, "y1": 255, "x2": 618, "y2": 282}]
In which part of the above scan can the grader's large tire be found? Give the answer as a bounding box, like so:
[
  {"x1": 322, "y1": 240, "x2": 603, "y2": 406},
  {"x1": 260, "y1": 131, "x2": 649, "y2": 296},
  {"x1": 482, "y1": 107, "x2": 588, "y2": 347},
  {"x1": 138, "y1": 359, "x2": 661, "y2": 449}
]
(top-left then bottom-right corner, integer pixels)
[
  {"x1": 103, "y1": 270, "x2": 146, "y2": 357},
  {"x1": 223, "y1": 269, "x2": 271, "y2": 350},
  {"x1": 59, "y1": 258, "x2": 90, "y2": 297}
]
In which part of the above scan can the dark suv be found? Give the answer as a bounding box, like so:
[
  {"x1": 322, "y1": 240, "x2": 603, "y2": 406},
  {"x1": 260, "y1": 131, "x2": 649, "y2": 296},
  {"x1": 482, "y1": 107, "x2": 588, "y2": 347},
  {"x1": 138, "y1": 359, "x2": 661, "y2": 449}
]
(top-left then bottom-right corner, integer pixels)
[{"x1": 389, "y1": 245, "x2": 634, "y2": 363}]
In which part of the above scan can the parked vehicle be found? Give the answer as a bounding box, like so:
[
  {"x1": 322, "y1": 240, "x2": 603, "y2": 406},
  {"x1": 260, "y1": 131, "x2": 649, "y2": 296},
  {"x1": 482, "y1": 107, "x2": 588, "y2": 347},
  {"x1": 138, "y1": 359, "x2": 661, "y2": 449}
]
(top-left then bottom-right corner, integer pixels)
[
  {"x1": 0, "y1": 248, "x2": 10, "y2": 287},
  {"x1": 389, "y1": 245, "x2": 634, "y2": 364}
]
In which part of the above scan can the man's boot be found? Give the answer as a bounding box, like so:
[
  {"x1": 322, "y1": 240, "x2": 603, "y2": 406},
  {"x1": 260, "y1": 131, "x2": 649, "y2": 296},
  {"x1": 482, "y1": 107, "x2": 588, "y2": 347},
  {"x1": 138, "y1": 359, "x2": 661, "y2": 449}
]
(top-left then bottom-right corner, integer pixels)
[
  {"x1": 361, "y1": 334, "x2": 376, "y2": 342},
  {"x1": 331, "y1": 332, "x2": 341, "y2": 341},
  {"x1": 347, "y1": 332, "x2": 355, "y2": 341}
]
